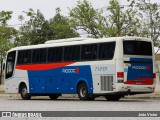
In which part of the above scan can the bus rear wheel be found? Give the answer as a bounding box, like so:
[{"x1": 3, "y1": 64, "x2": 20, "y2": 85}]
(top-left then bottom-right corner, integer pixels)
[
  {"x1": 49, "y1": 94, "x2": 60, "y2": 100},
  {"x1": 77, "y1": 83, "x2": 89, "y2": 100},
  {"x1": 105, "y1": 95, "x2": 121, "y2": 101},
  {"x1": 20, "y1": 84, "x2": 31, "y2": 100}
]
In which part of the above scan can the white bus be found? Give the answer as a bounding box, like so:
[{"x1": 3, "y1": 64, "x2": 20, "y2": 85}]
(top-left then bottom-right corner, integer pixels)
[{"x1": 4, "y1": 37, "x2": 156, "y2": 101}]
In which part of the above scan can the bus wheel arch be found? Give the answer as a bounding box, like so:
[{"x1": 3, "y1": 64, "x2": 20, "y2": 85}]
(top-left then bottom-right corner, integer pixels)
[
  {"x1": 19, "y1": 82, "x2": 31, "y2": 100},
  {"x1": 76, "y1": 81, "x2": 90, "y2": 100}
]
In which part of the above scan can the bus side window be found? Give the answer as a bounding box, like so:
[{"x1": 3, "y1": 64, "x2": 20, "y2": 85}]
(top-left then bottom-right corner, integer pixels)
[
  {"x1": 81, "y1": 44, "x2": 97, "y2": 61},
  {"x1": 33, "y1": 49, "x2": 40, "y2": 63},
  {"x1": 55, "y1": 47, "x2": 63, "y2": 62},
  {"x1": 81, "y1": 45, "x2": 89, "y2": 61},
  {"x1": 98, "y1": 42, "x2": 115, "y2": 60},
  {"x1": 32, "y1": 49, "x2": 47, "y2": 64},
  {"x1": 90, "y1": 44, "x2": 97, "y2": 59},
  {"x1": 64, "y1": 46, "x2": 80, "y2": 61},
  {"x1": 64, "y1": 46, "x2": 72, "y2": 61},
  {"x1": 5, "y1": 51, "x2": 16, "y2": 79},
  {"x1": 48, "y1": 47, "x2": 63, "y2": 63},
  {"x1": 48, "y1": 48, "x2": 55, "y2": 62},
  {"x1": 108, "y1": 42, "x2": 116, "y2": 59},
  {"x1": 74, "y1": 46, "x2": 80, "y2": 61},
  {"x1": 39, "y1": 49, "x2": 47, "y2": 63},
  {"x1": 18, "y1": 50, "x2": 31, "y2": 64}
]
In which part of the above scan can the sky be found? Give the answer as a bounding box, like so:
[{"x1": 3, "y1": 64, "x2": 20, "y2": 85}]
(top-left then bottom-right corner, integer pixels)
[
  {"x1": 0, "y1": 0, "x2": 109, "y2": 27},
  {"x1": 0, "y1": 0, "x2": 159, "y2": 28}
]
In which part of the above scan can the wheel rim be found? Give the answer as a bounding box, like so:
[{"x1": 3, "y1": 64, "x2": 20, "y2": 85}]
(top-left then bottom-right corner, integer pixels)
[
  {"x1": 80, "y1": 87, "x2": 86, "y2": 97},
  {"x1": 22, "y1": 88, "x2": 27, "y2": 96}
]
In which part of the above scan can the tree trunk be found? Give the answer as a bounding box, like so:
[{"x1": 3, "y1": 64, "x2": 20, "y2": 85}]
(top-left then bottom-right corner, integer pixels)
[{"x1": 0, "y1": 59, "x2": 2, "y2": 85}]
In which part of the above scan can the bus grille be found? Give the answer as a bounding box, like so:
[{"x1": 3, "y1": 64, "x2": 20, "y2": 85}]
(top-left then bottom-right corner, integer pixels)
[{"x1": 100, "y1": 76, "x2": 113, "y2": 91}]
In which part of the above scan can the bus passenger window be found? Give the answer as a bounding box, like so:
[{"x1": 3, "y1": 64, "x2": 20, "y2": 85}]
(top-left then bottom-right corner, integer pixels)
[
  {"x1": 74, "y1": 46, "x2": 80, "y2": 61},
  {"x1": 17, "y1": 50, "x2": 31, "y2": 64},
  {"x1": 81, "y1": 44, "x2": 97, "y2": 61},
  {"x1": 32, "y1": 49, "x2": 47, "y2": 63},
  {"x1": 64, "y1": 46, "x2": 80, "y2": 61},
  {"x1": 98, "y1": 42, "x2": 115, "y2": 60},
  {"x1": 48, "y1": 47, "x2": 63, "y2": 62}
]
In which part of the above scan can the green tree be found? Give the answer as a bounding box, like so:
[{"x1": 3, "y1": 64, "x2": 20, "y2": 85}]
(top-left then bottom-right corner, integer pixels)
[
  {"x1": 15, "y1": 9, "x2": 52, "y2": 45},
  {"x1": 69, "y1": 0, "x2": 140, "y2": 38},
  {"x1": 134, "y1": 0, "x2": 160, "y2": 46},
  {"x1": 0, "y1": 11, "x2": 15, "y2": 84},
  {"x1": 15, "y1": 8, "x2": 79, "y2": 46},
  {"x1": 69, "y1": 0, "x2": 105, "y2": 38},
  {"x1": 0, "y1": 26, "x2": 15, "y2": 62},
  {"x1": 0, "y1": 11, "x2": 12, "y2": 25},
  {"x1": 49, "y1": 8, "x2": 79, "y2": 39},
  {"x1": 106, "y1": 0, "x2": 140, "y2": 37},
  {"x1": 0, "y1": 11, "x2": 15, "y2": 63}
]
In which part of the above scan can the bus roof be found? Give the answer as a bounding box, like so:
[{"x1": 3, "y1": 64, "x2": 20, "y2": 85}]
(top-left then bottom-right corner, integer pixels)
[
  {"x1": 44, "y1": 37, "x2": 90, "y2": 44},
  {"x1": 9, "y1": 36, "x2": 151, "y2": 52}
]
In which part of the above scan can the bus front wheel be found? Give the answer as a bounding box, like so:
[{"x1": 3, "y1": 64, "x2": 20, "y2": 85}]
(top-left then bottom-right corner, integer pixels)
[
  {"x1": 20, "y1": 84, "x2": 31, "y2": 100},
  {"x1": 77, "y1": 83, "x2": 89, "y2": 100},
  {"x1": 105, "y1": 95, "x2": 121, "y2": 101}
]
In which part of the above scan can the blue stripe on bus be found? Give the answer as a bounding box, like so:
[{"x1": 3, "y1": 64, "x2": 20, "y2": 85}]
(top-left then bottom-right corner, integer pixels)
[
  {"x1": 27, "y1": 65, "x2": 93, "y2": 94},
  {"x1": 130, "y1": 58, "x2": 152, "y2": 62}
]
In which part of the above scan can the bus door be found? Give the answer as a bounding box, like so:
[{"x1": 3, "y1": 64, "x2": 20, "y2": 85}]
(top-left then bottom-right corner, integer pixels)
[{"x1": 5, "y1": 51, "x2": 16, "y2": 79}]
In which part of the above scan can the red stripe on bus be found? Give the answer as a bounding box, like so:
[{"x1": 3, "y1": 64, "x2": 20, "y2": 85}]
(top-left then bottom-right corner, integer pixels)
[
  {"x1": 124, "y1": 78, "x2": 153, "y2": 85},
  {"x1": 16, "y1": 62, "x2": 75, "y2": 71}
]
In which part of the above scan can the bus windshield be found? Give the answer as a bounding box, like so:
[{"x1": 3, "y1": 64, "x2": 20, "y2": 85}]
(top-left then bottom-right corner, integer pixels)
[{"x1": 123, "y1": 40, "x2": 152, "y2": 56}]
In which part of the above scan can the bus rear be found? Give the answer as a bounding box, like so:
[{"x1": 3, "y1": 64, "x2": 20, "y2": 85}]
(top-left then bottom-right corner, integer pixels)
[{"x1": 117, "y1": 38, "x2": 155, "y2": 94}]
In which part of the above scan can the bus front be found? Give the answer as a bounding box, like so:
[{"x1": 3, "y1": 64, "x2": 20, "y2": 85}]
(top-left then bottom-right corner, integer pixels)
[{"x1": 117, "y1": 38, "x2": 156, "y2": 95}]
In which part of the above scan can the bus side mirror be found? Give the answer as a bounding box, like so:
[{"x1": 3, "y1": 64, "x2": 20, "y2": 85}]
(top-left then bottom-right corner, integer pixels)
[{"x1": 3, "y1": 63, "x2": 5, "y2": 70}]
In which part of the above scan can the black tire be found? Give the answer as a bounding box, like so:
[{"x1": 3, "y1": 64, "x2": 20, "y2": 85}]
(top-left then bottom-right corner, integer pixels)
[
  {"x1": 105, "y1": 95, "x2": 121, "y2": 101},
  {"x1": 49, "y1": 94, "x2": 60, "y2": 100},
  {"x1": 20, "y1": 84, "x2": 31, "y2": 100},
  {"x1": 88, "y1": 96, "x2": 95, "y2": 100},
  {"x1": 77, "y1": 83, "x2": 89, "y2": 100}
]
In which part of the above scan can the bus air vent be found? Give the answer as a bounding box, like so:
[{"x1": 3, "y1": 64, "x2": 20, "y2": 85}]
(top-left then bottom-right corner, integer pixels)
[{"x1": 100, "y1": 76, "x2": 113, "y2": 91}]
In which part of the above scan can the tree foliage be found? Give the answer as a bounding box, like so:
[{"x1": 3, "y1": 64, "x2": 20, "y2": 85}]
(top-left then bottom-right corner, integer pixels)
[
  {"x1": 0, "y1": 11, "x2": 16, "y2": 84},
  {"x1": 0, "y1": 11, "x2": 12, "y2": 25},
  {"x1": 69, "y1": 0, "x2": 105, "y2": 38},
  {"x1": 69, "y1": 0, "x2": 141, "y2": 38},
  {"x1": 106, "y1": 0, "x2": 140, "y2": 37},
  {"x1": 15, "y1": 9, "x2": 52, "y2": 45},
  {"x1": 134, "y1": 0, "x2": 160, "y2": 46},
  {"x1": 15, "y1": 8, "x2": 79, "y2": 46},
  {"x1": 0, "y1": 36, "x2": 14, "y2": 61},
  {"x1": 0, "y1": 11, "x2": 15, "y2": 61},
  {"x1": 49, "y1": 8, "x2": 79, "y2": 39}
]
